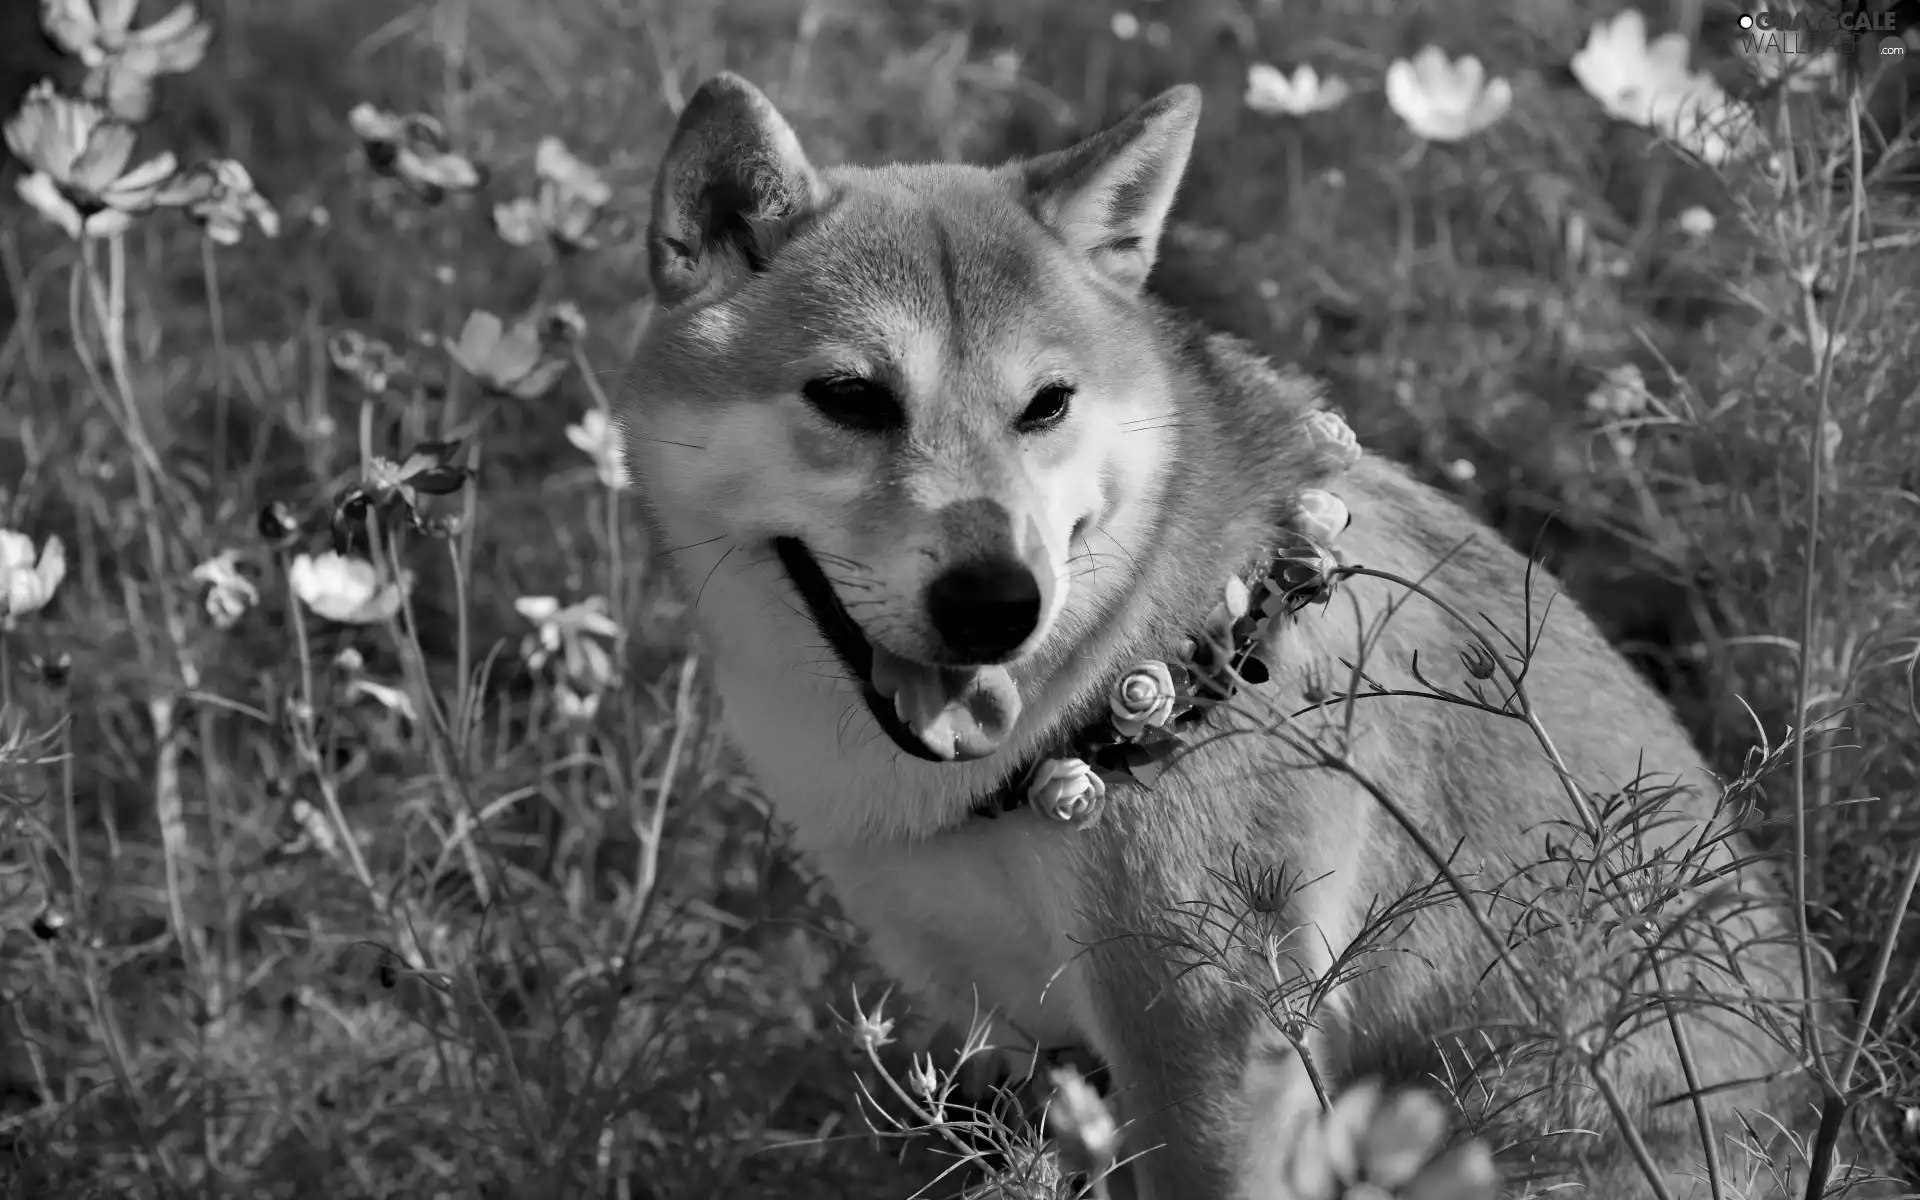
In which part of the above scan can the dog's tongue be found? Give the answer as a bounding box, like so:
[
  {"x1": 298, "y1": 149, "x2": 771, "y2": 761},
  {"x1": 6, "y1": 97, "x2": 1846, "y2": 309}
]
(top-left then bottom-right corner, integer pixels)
[{"x1": 871, "y1": 645, "x2": 1021, "y2": 762}]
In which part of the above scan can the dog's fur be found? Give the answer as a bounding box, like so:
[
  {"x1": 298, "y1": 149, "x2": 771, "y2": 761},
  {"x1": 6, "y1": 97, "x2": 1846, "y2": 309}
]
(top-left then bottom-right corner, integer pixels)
[{"x1": 621, "y1": 77, "x2": 1854, "y2": 1199}]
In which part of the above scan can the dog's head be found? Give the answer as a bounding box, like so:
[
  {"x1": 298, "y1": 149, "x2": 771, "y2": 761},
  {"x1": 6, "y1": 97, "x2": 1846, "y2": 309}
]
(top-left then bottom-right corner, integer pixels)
[{"x1": 623, "y1": 76, "x2": 1201, "y2": 766}]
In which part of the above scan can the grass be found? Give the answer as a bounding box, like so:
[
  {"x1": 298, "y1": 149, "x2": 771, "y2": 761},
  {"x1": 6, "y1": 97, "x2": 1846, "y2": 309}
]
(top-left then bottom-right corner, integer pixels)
[{"x1": 0, "y1": 0, "x2": 1917, "y2": 1196}]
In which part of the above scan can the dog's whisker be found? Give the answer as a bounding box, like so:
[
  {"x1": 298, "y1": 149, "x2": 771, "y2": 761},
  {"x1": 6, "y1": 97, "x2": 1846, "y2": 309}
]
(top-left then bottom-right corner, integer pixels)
[
  {"x1": 1122, "y1": 407, "x2": 1195, "y2": 427},
  {"x1": 809, "y1": 549, "x2": 876, "y2": 573},
  {"x1": 692, "y1": 542, "x2": 737, "y2": 612},
  {"x1": 661, "y1": 532, "x2": 731, "y2": 558},
  {"x1": 1094, "y1": 527, "x2": 1141, "y2": 570},
  {"x1": 632, "y1": 436, "x2": 707, "y2": 450}
]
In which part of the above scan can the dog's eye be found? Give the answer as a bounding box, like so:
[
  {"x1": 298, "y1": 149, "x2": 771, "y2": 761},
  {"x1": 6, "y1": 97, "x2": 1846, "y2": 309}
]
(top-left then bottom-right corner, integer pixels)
[
  {"x1": 802, "y1": 377, "x2": 904, "y2": 434},
  {"x1": 1017, "y1": 383, "x2": 1075, "y2": 433}
]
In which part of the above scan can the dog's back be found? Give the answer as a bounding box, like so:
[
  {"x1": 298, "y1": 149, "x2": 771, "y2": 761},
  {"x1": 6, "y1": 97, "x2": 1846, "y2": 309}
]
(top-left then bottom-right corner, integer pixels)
[{"x1": 1062, "y1": 331, "x2": 1822, "y2": 1195}]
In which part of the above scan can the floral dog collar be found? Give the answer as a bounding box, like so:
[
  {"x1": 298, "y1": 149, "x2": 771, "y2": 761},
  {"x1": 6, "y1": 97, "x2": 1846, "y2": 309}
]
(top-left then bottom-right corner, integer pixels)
[{"x1": 970, "y1": 409, "x2": 1361, "y2": 827}]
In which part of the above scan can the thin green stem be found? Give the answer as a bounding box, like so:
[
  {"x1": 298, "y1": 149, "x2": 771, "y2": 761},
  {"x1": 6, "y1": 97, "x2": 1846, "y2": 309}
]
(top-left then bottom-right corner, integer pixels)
[
  {"x1": 286, "y1": 569, "x2": 377, "y2": 896},
  {"x1": 1802, "y1": 97, "x2": 1887, "y2": 1200},
  {"x1": 81, "y1": 235, "x2": 211, "y2": 1005},
  {"x1": 358, "y1": 396, "x2": 376, "y2": 474},
  {"x1": 60, "y1": 695, "x2": 78, "y2": 918},
  {"x1": 201, "y1": 236, "x2": 231, "y2": 503},
  {"x1": 1774, "y1": 93, "x2": 1834, "y2": 1095},
  {"x1": 448, "y1": 537, "x2": 472, "y2": 757}
]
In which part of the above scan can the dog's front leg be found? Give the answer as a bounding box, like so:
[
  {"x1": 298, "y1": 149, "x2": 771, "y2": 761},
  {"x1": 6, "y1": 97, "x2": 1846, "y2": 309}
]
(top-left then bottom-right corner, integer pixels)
[{"x1": 1084, "y1": 947, "x2": 1330, "y2": 1200}]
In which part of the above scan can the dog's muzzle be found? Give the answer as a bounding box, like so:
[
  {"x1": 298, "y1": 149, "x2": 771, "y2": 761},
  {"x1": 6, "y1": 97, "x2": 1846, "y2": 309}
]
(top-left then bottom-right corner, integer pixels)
[{"x1": 773, "y1": 537, "x2": 1025, "y2": 763}]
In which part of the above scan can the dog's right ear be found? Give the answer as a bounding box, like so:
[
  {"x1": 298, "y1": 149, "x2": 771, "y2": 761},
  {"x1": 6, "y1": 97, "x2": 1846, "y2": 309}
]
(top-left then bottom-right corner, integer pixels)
[{"x1": 647, "y1": 74, "x2": 825, "y2": 309}]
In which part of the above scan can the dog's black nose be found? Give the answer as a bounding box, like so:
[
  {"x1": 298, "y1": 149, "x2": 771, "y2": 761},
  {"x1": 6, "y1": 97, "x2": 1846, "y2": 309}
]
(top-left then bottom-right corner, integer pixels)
[{"x1": 925, "y1": 558, "x2": 1042, "y2": 664}]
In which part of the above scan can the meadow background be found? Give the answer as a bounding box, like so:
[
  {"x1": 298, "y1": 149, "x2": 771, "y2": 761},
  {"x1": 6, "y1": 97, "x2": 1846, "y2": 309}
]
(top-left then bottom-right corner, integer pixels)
[{"x1": 1, "y1": 0, "x2": 1918, "y2": 1196}]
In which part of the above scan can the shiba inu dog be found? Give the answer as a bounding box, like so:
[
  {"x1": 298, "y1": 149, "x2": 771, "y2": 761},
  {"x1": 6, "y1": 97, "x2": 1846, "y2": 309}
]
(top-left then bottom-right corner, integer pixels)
[{"x1": 621, "y1": 75, "x2": 1859, "y2": 1199}]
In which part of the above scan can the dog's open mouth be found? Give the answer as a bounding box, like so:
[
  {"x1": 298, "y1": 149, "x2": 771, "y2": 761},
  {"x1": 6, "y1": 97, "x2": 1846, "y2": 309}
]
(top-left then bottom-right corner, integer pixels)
[{"x1": 773, "y1": 538, "x2": 1023, "y2": 764}]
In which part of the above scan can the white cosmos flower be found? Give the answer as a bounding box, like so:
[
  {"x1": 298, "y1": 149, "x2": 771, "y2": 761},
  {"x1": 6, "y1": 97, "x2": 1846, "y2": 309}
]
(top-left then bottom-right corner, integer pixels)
[
  {"x1": 515, "y1": 595, "x2": 622, "y2": 693},
  {"x1": 161, "y1": 158, "x2": 280, "y2": 245},
  {"x1": 1244, "y1": 63, "x2": 1352, "y2": 116},
  {"x1": 190, "y1": 549, "x2": 260, "y2": 629},
  {"x1": 1571, "y1": 10, "x2": 1758, "y2": 165},
  {"x1": 493, "y1": 136, "x2": 613, "y2": 252},
  {"x1": 1677, "y1": 205, "x2": 1715, "y2": 238},
  {"x1": 0, "y1": 529, "x2": 67, "y2": 629},
  {"x1": 566, "y1": 408, "x2": 628, "y2": 490},
  {"x1": 289, "y1": 552, "x2": 407, "y2": 625},
  {"x1": 1385, "y1": 46, "x2": 1513, "y2": 142},
  {"x1": 446, "y1": 310, "x2": 571, "y2": 400},
  {"x1": 346, "y1": 102, "x2": 485, "y2": 200},
  {"x1": 3, "y1": 80, "x2": 177, "y2": 238},
  {"x1": 39, "y1": 0, "x2": 212, "y2": 122},
  {"x1": 1585, "y1": 362, "x2": 1653, "y2": 418}
]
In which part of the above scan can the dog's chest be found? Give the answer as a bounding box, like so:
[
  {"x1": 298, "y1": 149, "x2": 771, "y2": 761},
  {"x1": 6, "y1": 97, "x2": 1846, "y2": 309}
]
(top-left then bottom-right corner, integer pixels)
[{"x1": 811, "y1": 815, "x2": 1096, "y2": 1047}]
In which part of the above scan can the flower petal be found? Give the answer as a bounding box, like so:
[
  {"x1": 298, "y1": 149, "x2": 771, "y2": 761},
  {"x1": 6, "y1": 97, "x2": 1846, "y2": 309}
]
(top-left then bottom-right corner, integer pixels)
[
  {"x1": 535, "y1": 135, "x2": 611, "y2": 203},
  {"x1": 45, "y1": 83, "x2": 101, "y2": 176},
  {"x1": 1401, "y1": 1141, "x2": 1498, "y2": 1200},
  {"x1": 127, "y1": 5, "x2": 213, "y2": 76},
  {"x1": 399, "y1": 148, "x2": 482, "y2": 192},
  {"x1": 514, "y1": 595, "x2": 561, "y2": 624},
  {"x1": 0, "y1": 531, "x2": 34, "y2": 572},
  {"x1": 492, "y1": 196, "x2": 545, "y2": 246},
  {"x1": 68, "y1": 121, "x2": 137, "y2": 191},
  {"x1": 448, "y1": 310, "x2": 503, "y2": 374},
  {"x1": 16, "y1": 172, "x2": 85, "y2": 239},
  {"x1": 103, "y1": 150, "x2": 179, "y2": 206},
  {"x1": 348, "y1": 102, "x2": 403, "y2": 142},
  {"x1": 1451, "y1": 54, "x2": 1486, "y2": 98},
  {"x1": 571, "y1": 604, "x2": 623, "y2": 641},
  {"x1": 1317, "y1": 1079, "x2": 1380, "y2": 1183},
  {"x1": 39, "y1": 0, "x2": 106, "y2": 62},
  {"x1": 1470, "y1": 77, "x2": 1513, "y2": 134},
  {"x1": 134, "y1": 2, "x2": 203, "y2": 44},
  {"x1": 508, "y1": 354, "x2": 570, "y2": 400},
  {"x1": 1384, "y1": 59, "x2": 1427, "y2": 133},
  {"x1": 2, "y1": 85, "x2": 55, "y2": 171},
  {"x1": 81, "y1": 207, "x2": 136, "y2": 238},
  {"x1": 96, "y1": 0, "x2": 140, "y2": 36},
  {"x1": 1646, "y1": 30, "x2": 1694, "y2": 80},
  {"x1": 1358, "y1": 1090, "x2": 1450, "y2": 1186},
  {"x1": 33, "y1": 535, "x2": 67, "y2": 597},
  {"x1": 87, "y1": 61, "x2": 159, "y2": 124},
  {"x1": 246, "y1": 193, "x2": 281, "y2": 236},
  {"x1": 1244, "y1": 63, "x2": 1291, "y2": 114},
  {"x1": 490, "y1": 316, "x2": 543, "y2": 378}
]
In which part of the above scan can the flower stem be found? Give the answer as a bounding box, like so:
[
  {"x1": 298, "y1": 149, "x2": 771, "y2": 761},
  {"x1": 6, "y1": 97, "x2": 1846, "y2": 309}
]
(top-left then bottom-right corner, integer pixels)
[
  {"x1": 287, "y1": 565, "x2": 377, "y2": 896},
  {"x1": 60, "y1": 694, "x2": 79, "y2": 919},
  {"x1": 358, "y1": 396, "x2": 375, "y2": 475},
  {"x1": 447, "y1": 537, "x2": 472, "y2": 756},
  {"x1": 82, "y1": 235, "x2": 212, "y2": 1004},
  {"x1": 605, "y1": 489, "x2": 623, "y2": 631},
  {"x1": 201, "y1": 236, "x2": 231, "y2": 504}
]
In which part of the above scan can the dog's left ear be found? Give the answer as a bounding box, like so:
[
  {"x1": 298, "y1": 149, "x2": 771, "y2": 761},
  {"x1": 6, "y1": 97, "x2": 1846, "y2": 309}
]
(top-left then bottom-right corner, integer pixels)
[
  {"x1": 647, "y1": 73, "x2": 826, "y2": 309},
  {"x1": 1006, "y1": 85, "x2": 1201, "y2": 293}
]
